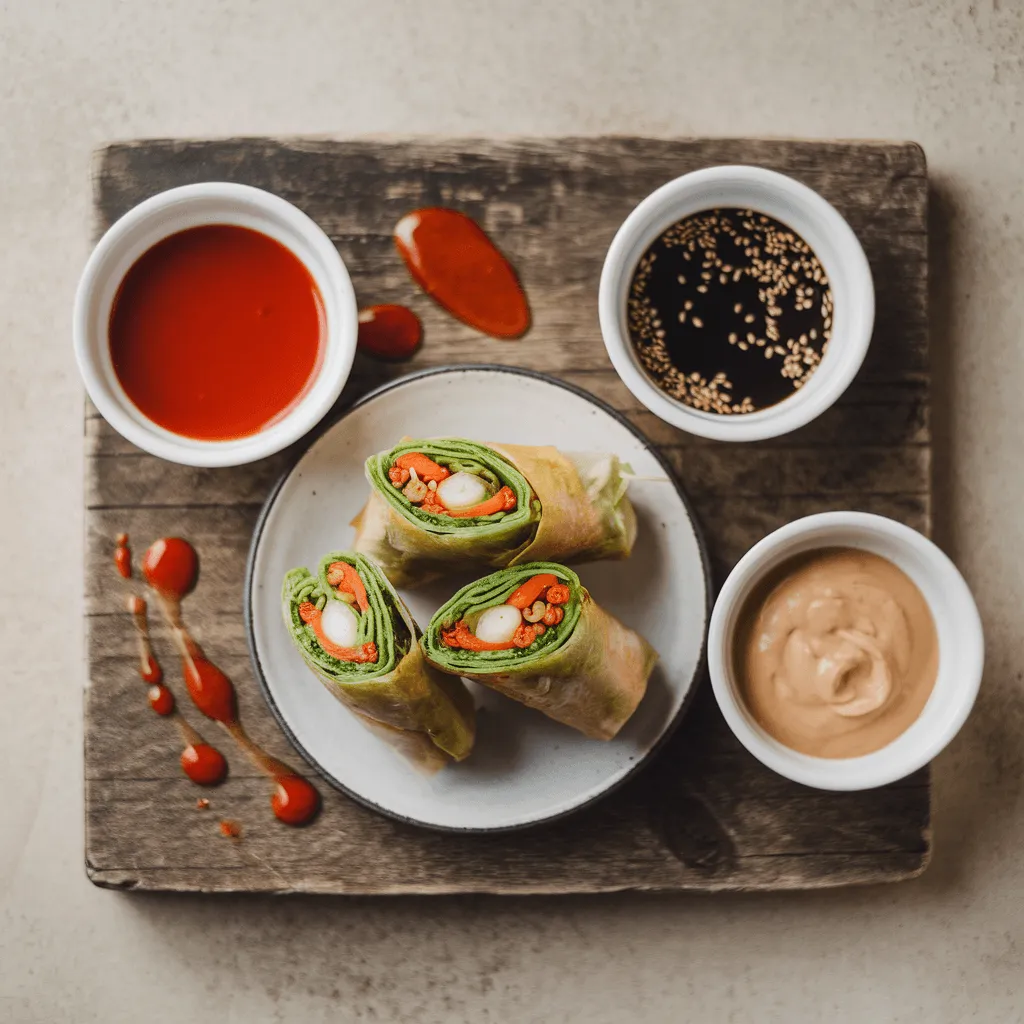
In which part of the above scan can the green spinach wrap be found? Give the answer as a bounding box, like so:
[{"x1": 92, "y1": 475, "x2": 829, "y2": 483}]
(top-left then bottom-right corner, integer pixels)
[
  {"x1": 422, "y1": 562, "x2": 657, "y2": 740},
  {"x1": 282, "y1": 551, "x2": 475, "y2": 769},
  {"x1": 351, "y1": 439, "x2": 636, "y2": 588}
]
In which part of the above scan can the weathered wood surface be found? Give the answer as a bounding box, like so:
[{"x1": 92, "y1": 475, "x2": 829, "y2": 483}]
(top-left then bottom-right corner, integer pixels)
[{"x1": 85, "y1": 137, "x2": 930, "y2": 893}]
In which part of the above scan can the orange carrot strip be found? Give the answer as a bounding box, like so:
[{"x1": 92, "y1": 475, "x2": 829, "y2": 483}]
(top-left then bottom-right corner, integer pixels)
[
  {"x1": 325, "y1": 561, "x2": 369, "y2": 612},
  {"x1": 299, "y1": 602, "x2": 378, "y2": 663},
  {"x1": 441, "y1": 619, "x2": 515, "y2": 651},
  {"x1": 394, "y1": 452, "x2": 450, "y2": 484},
  {"x1": 449, "y1": 486, "x2": 517, "y2": 519},
  {"x1": 440, "y1": 619, "x2": 540, "y2": 651},
  {"x1": 506, "y1": 573, "x2": 559, "y2": 610}
]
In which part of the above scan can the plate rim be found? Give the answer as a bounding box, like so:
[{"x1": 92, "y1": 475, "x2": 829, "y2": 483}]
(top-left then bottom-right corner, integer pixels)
[{"x1": 244, "y1": 363, "x2": 712, "y2": 834}]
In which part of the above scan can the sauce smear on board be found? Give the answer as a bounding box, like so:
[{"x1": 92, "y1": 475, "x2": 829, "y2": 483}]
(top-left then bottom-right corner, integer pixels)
[
  {"x1": 357, "y1": 304, "x2": 422, "y2": 361},
  {"x1": 114, "y1": 533, "x2": 132, "y2": 579},
  {"x1": 394, "y1": 208, "x2": 530, "y2": 339},
  {"x1": 114, "y1": 542, "x2": 228, "y2": 787},
  {"x1": 142, "y1": 537, "x2": 321, "y2": 826},
  {"x1": 109, "y1": 225, "x2": 324, "y2": 440}
]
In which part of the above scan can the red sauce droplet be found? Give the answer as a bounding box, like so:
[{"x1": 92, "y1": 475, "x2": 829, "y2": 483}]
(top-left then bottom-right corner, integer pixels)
[
  {"x1": 357, "y1": 304, "x2": 423, "y2": 361},
  {"x1": 142, "y1": 537, "x2": 198, "y2": 599},
  {"x1": 181, "y1": 744, "x2": 228, "y2": 786},
  {"x1": 127, "y1": 594, "x2": 164, "y2": 684},
  {"x1": 141, "y1": 654, "x2": 163, "y2": 685},
  {"x1": 114, "y1": 533, "x2": 132, "y2": 578},
  {"x1": 109, "y1": 225, "x2": 325, "y2": 441},
  {"x1": 183, "y1": 656, "x2": 238, "y2": 724},
  {"x1": 147, "y1": 683, "x2": 175, "y2": 716},
  {"x1": 271, "y1": 775, "x2": 321, "y2": 826},
  {"x1": 394, "y1": 208, "x2": 530, "y2": 339},
  {"x1": 219, "y1": 819, "x2": 242, "y2": 839},
  {"x1": 138, "y1": 537, "x2": 321, "y2": 825}
]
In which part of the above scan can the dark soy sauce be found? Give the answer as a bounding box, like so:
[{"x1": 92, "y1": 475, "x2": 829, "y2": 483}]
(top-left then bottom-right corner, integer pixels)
[{"x1": 627, "y1": 208, "x2": 833, "y2": 415}]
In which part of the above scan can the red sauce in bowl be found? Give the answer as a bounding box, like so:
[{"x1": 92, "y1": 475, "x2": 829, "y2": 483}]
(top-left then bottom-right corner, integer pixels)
[{"x1": 109, "y1": 224, "x2": 325, "y2": 440}]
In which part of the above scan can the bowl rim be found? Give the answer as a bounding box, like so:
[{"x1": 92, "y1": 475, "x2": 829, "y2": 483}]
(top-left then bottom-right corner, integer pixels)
[
  {"x1": 707, "y1": 511, "x2": 984, "y2": 790},
  {"x1": 73, "y1": 181, "x2": 357, "y2": 468},
  {"x1": 598, "y1": 164, "x2": 875, "y2": 442}
]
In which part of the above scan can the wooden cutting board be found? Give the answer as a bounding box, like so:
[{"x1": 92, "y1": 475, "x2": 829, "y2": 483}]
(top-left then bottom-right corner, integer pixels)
[{"x1": 85, "y1": 136, "x2": 930, "y2": 893}]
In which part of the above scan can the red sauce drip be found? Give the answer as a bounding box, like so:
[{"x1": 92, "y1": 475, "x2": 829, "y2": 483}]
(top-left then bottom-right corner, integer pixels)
[
  {"x1": 114, "y1": 533, "x2": 132, "y2": 578},
  {"x1": 271, "y1": 775, "x2": 321, "y2": 827},
  {"x1": 109, "y1": 225, "x2": 324, "y2": 440},
  {"x1": 147, "y1": 684, "x2": 175, "y2": 716},
  {"x1": 141, "y1": 535, "x2": 321, "y2": 825},
  {"x1": 357, "y1": 304, "x2": 422, "y2": 361},
  {"x1": 182, "y1": 655, "x2": 238, "y2": 725},
  {"x1": 219, "y1": 819, "x2": 242, "y2": 839},
  {"x1": 127, "y1": 593, "x2": 164, "y2": 684},
  {"x1": 117, "y1": 544, "x2": 230, "y2": 789},
  {"x1": 141, "y1": 653, "x2": 162, "y2": 684},
  {"x1": 181, "y1": 743, "x2": 228, "y2": 786},
  {"x1": 142, "y1": 537, "x2": 198, "y2": 599},
  {"x1": 394, "y1": 208, "x2": 530, "y2": 339}
]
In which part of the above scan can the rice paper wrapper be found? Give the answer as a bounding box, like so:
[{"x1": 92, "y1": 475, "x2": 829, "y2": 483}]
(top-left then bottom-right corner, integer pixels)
[
  {"x1": 282, "y1": 552, "x2": 475, "y2": 763},
  {"x1": 423, "y1": 562, "x2": 657, "y2": 740},
  {"x1": 352, "y1": 438, "x2": 636, "y2": 588},
  {"x1": 348, "y1": 710, "x2": 452, "y2": 775}
]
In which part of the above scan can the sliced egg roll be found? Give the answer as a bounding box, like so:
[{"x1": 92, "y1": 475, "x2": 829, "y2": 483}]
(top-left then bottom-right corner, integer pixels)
[
  {"x1": 422, "y1": 562, "x2": 656, "y2": 740},
  {"x1": 282, "y1": 551, "x2": 475, "y2": 767},
  {"x1": 352, "y1": 438, "x2": 636, "y2": 587}
]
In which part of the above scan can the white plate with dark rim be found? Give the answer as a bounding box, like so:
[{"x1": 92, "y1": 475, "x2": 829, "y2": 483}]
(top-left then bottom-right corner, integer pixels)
[{"x1": 245, "y1": 365, "x2": 710, "y2": 832}]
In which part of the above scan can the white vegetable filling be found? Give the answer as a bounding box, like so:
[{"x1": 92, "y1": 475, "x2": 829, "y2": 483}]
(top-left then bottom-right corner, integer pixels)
[
  {"x1": 320, "y1": 600, "x2": 359, "y2": 648},
  {"x1": 474, "y1": 604, "x2": 522, "y2": 644},
  {"x1": 435, "y1": 471, "x2": 489, "y2": 510}
]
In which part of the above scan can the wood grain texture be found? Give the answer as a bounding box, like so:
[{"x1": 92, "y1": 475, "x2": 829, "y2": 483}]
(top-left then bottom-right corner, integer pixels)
[{"x1": 85, "y1": 136, "x2": 930, "y2": 893}]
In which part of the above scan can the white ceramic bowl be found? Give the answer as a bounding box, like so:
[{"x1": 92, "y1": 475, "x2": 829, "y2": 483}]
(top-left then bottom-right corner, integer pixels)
[
  {"x1": 708, "y1": 512, "x2": 983, "y2": 790},
  {"x1": 73, "y1": 182, "x2": 357, "y2": 467},
  {"x1": 599, "y1": 165, "x2": 875, "y2": 442}
]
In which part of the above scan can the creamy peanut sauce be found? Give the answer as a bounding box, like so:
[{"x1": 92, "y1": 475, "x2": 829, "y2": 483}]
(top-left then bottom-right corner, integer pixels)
[{"x1": 734, "y1": 548, "x2": 938, "y2": 758}]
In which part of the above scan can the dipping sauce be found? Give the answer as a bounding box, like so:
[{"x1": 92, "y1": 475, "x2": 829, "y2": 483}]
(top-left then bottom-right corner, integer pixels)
[
  {"x1": 394, "y1": 208, "x2": 530, "y2": 339},
  {"x1": 734, "y1": 548, "x2": 938, "y2": 758},
  {"x1": 627, "y1": 208, "x2": 833, "y2": 414},
  {"x1": 109, "y1": 225, "x2": 324, "y2": 440},
  {"x1": 357, "y1": 304, "x2": 423, "y2": 361}
]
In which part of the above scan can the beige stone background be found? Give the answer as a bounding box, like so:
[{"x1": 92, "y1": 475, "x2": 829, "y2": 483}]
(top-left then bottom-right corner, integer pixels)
[{"x1": 1, "y1": 1, "x2": 1022, "y2": 1021}]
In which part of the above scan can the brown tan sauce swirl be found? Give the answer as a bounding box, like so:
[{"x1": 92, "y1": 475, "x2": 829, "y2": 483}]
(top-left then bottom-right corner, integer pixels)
[{"x1": 734, "y1": 548, "x2": 938, "y2": 758}]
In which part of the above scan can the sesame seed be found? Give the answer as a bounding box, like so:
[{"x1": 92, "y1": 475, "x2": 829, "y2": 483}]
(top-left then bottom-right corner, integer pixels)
[{"x1": 624, "y1": 206, "x2": 832, "y2": 415}]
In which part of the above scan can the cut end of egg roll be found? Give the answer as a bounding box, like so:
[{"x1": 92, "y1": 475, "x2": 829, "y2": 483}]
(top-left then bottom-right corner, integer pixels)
[
  {"x1": 422, "y1": 562, "x2": 657, "y2": 740},
  {"x1": 282, "y1": 551, "x2": 475, "y2": 763},
  {"x1": 352, "y1": 438, "x2": 637, "y2": 588}
]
